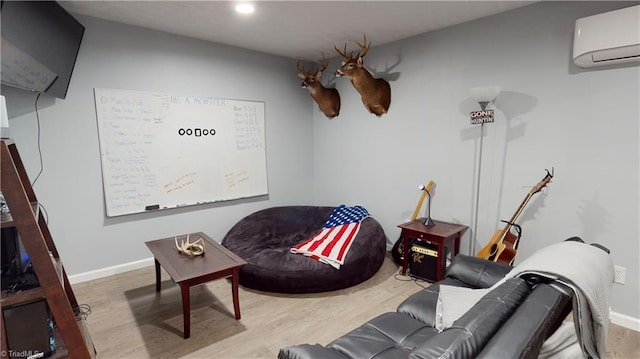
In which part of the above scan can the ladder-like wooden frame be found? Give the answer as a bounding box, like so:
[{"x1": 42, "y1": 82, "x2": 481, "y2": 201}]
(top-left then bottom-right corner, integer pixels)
[{"x1": 1, "y1": 140, "x2": 95, "y2": 358}]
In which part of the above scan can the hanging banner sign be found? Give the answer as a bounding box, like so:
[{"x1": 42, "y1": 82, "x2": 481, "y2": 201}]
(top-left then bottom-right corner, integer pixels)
[{"x1": 470, "y1": 109, "x2": 494, "y2": 125}]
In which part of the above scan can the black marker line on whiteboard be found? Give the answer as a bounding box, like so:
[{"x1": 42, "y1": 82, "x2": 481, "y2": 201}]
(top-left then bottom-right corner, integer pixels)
[{"x1": 145, "y1": 204, "x2": 160, "y2": 211}]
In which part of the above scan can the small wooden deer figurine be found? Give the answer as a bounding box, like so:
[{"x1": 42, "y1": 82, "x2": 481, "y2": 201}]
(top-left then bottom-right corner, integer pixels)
[
  {"x1": 297, "y1": 53, "x2": 341, "y2": 119},
  {"x1": 335, "y1": 34, "x2": 391, "y2": 116}
]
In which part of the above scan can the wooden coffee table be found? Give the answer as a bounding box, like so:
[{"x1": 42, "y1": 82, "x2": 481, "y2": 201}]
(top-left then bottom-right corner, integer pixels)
[{"x1": 145, "y1": 232, "x2": 247, "y2": 339}]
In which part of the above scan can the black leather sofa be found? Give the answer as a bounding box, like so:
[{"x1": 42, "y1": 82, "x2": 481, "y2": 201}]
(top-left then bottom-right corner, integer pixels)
[{"x1": 278, "y1": 254, "x2": 574, "y2": 359}]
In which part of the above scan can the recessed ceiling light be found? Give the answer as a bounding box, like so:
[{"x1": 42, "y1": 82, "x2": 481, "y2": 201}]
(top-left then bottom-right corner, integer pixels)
[{"x1": 235, "y1": 3, "x2": 255, "y2": 15}]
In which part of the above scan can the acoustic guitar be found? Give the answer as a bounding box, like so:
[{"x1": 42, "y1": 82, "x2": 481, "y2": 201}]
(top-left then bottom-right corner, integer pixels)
[
  {"x1": 476, "y1": 169, "x2": 553, "y2": 265},
  {"x1": 391, "y1": 180, "x2": 434, "y2": 265}
]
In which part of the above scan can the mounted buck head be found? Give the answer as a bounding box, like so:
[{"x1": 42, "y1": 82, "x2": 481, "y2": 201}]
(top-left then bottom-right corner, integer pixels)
[
  {"x1": 296, "y1": 53, "x2": 341, "y2": 119},
  {"x1": 335, "y1": 34, "x2": 391, "y2": 116}
]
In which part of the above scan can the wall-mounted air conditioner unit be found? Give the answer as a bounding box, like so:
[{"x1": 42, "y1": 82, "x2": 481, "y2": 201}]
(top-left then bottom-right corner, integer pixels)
[{"x1": 573, "y1": 5, "x2": 640, "y2": 68}]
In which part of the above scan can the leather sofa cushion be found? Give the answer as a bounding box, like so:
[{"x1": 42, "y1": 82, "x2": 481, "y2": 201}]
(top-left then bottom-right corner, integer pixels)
[
  {"x1": 278, "y1": 344, "x2": 349, "y2": 359},
  {"x1": 409, "y1": 277, "x2": 531, "y2": 359},
  {"x1": 326, "y1": 312, "x2": 439, "y2": 359},
  {"x1": 395, "y1": 254, "x2": 512, "y2": 327},
  {"x1": 396, "y1": 284, "x2": 441, "y2": 327},
  {"x1": 396, "y1": 279, "x2": 465, "y2": 327}
]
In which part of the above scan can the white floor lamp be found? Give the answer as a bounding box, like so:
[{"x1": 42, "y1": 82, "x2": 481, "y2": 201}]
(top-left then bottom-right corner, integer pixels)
[{"x1": 469, "y1": 86, "x2": 501, "y2": 255}]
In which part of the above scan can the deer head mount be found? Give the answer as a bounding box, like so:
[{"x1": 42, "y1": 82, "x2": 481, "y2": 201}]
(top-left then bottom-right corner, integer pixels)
[
  {"x1": 335, "y1": 34, "x2": 391, "y2": 116},
  {"x1": 297, "y1": 53, "x2": 341, "y2": 119}
]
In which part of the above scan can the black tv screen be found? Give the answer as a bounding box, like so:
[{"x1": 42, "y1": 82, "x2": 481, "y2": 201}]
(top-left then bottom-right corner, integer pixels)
[{"x1": 0, "y1": 1, "x2": 85, "y2": 99}]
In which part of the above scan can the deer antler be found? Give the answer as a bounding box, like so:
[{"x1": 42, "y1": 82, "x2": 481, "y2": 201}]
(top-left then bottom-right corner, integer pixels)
[
  {"x1": 315, "y1": 52, "x2": 329, "y2": 72},
  {"x1": 298, "y1": 54, "x2": 328, "y2": 74},
  {"x1": 334, "y1": 43, "x2": 354, "y2": 59},
  {"x1": 351, "y1": 34, "x2": 370, "y2": 58},
  {"x1": 296, "y1": 57, "x2": 307, "y2": 73},
  {"x1": 174, "y1": 234, "x2": 206, "y2": 256}
]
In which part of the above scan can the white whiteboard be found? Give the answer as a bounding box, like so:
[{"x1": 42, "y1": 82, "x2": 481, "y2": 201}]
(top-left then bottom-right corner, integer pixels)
[{"x1": 94, "y1": 88, "x2": 268, "y2": 217}]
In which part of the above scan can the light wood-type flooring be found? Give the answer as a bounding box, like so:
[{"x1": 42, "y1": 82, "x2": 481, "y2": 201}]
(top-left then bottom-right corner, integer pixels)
[{"x1": 73, "y1": 254, "x2": 639, "y2": 358}]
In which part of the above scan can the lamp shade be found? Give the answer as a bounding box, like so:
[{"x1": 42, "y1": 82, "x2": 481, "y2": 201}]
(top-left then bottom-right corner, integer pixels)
[{"x1": 469, "y1": 86, "x2": 501, "y2": 103}]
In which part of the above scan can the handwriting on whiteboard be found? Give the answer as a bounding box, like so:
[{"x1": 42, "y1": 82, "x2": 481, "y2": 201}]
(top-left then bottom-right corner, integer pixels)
[
  {"x1": 164, "y1": 172, "x2": 196, "y2": 194},
  {"x1": 225, "y1": 171, "x2": 249, "y2": 188},
  {"x1": 95, "y1": 88, "x2": 268, "y2": 216},
  {"x1": 234, "y1": 105, "x2": 263, "y2": 150},
  {"x1": 161, "y1": 95, "x2": 228, "y2": 108}
]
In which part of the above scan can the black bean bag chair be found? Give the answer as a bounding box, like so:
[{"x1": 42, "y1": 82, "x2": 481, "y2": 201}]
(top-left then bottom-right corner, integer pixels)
[{"x1": 221, "y1": 206, "x2": 387, "y2": 293}]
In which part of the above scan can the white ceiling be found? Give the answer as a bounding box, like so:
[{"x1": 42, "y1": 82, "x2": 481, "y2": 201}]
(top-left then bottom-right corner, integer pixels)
[{"x1": 59, "y1": 1, "x2": 536, "y2": 60}]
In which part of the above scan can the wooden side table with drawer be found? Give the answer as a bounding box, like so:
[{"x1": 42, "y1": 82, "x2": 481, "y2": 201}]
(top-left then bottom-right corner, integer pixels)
[{"x1": 398, "y1": 219, "x2": 468, "y2": 281}]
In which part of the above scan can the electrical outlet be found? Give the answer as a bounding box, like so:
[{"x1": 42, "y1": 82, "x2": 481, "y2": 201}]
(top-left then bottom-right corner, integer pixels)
[{"x1": 614, "y1": 265, "x2": 626, "y2": 284}]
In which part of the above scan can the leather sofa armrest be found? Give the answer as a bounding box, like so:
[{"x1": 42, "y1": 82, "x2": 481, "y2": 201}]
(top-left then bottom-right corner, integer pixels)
[
  {"x1": 476, "y1": 283, "x2": 573, "y2": 359},
  {"x1": 278, "y1": 344, "x2": 349, "y2": 359},
  {"x1": 445, "y1": 254, "x2": 512, "y2": 288}
]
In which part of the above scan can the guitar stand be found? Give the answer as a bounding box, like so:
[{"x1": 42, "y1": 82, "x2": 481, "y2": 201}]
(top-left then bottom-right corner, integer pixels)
[{"x1": 500, "y1": 220, "x2": 522, "y2": 249}]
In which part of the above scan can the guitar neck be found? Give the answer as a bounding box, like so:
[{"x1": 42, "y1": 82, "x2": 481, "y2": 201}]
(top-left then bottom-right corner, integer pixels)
[
  {"x1": 411, "y1": 192, "x2": 428, "y2": 220},
  {"x1": 411, "y1": 181, "x2": 434, "y2": 220},
  {"x1": 498, "y1": 192, "x2": 534, "y2": 239}
]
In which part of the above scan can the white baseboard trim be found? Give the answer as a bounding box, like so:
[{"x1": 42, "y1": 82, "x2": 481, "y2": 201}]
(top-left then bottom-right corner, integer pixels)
[
  {"x1": 610, "y1": 311, "x2": 640, "y2": 332},
  {"x1": 68, "y1": 257, "x2": 154, "y2": 284},
  {"x1": 68, "y1": 257, "x2": 640, "y2": 333}
]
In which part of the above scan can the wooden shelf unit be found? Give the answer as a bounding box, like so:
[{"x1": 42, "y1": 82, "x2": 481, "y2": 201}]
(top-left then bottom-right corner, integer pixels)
[{"x1": 0, "y1": 140, "x2": 96, "y2": 358}]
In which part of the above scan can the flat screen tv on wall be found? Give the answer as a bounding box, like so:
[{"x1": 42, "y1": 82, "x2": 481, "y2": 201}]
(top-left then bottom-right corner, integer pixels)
[{"x1": 0, "y1": 1, "x2": 85, "y2": 99}]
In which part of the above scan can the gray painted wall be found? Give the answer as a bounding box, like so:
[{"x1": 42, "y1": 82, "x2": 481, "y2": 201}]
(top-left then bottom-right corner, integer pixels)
[
  {"x1": 4, "y1": 2, "x2": 638, "y2": 323},
  {"x1": 5, "y1": 16, "x2": 314, "y2": 277},
  {"x1": 312, "y1": 2, "x2": 639, "y2": 320}
]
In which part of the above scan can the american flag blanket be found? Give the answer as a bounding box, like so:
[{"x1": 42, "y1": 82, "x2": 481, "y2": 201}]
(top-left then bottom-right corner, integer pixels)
[{"x1": 290, "y1": 205, "x2": 370, "y2": 269}]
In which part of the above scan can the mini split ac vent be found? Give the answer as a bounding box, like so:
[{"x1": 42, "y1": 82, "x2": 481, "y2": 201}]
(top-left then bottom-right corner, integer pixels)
[{"x1": 573, "y1": 5, "x2": 640, "y2": 68}]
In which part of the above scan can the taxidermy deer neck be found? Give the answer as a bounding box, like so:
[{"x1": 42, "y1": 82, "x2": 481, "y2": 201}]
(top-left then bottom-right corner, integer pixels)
[
  {"x1": 335, "y1": 34, "x2": 391, "y2": 116},
  {"x1": 296, "y1": 53, "x2": 341, "y2": 119}
]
